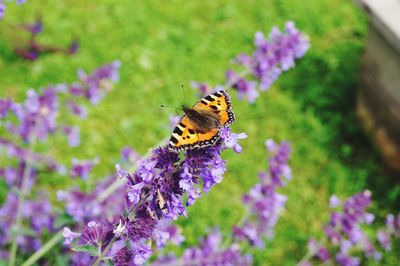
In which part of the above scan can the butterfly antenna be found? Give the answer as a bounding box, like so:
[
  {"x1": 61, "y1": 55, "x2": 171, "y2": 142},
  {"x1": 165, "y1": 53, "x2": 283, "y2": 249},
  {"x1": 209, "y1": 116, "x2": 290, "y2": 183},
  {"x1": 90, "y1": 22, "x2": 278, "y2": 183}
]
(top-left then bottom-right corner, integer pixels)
[{"x1": 181, "y1": 83, "x2": 187, "y2": 103}]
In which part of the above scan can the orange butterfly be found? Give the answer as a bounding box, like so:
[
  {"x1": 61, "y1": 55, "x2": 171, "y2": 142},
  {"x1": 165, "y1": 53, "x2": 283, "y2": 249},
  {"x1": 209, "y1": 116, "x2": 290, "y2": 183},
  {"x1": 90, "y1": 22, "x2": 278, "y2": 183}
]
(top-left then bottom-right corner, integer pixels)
[{"x1": 168, "y1": 90, "x2": 235, "y2": 152}]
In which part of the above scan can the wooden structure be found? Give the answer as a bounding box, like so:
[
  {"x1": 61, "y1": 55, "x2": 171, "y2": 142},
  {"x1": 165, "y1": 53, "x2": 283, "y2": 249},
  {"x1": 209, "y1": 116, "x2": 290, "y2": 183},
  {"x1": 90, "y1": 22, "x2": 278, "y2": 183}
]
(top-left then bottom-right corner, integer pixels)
[{"x1": 356, "y1": 0, "x2": 400, "y2": 172}]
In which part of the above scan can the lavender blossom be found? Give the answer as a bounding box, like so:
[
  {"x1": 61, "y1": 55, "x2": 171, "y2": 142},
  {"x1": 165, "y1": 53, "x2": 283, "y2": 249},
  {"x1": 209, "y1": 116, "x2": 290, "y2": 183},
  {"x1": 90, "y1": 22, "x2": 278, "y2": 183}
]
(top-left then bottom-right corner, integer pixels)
[
  {"x1": 192, "y1": 22, "x2": 309, "y2": 103},
  {"x1": 70, "y1": 157, "x2": 98, "y2": 180},
  {"x1": 302, "y1": 191, "x2": 382, "y2": 266},
  {"x1": 81, "y1": 221, "x2": 114, "y2": 247},
  {"x1": 0, "y1": 62, "x2": 121, "y2": 263},
  {"x1": 0, "y1": 2, "x2": 5, "y2": 19},
  {"x1": 67, "y1": 118, "x2": 245, "y2": 264},
  {"x1": 0, "y1": 98, "x2": 11, "y2": 118},
  {"x1": 233, "y1": 139, "x2": 292, "y2": 247},
  {"x1": 58, "y1": 173, "x2": 126, "y2": 224},
  {"x1": 154, "y1": 228, "x2": 252, "y2": 266},
  {"x1": 226, "y1": 69, "x2": 259, "y2": 103},
  {"x1": 0, "y1": 192, "x2": 56, "y2": 255},
  {"x1": 21, "y1": 17, "x2": 43, "y2": 35},
  {"x1": 121, "y1": 146, "x2": 140, "y2": 164}
]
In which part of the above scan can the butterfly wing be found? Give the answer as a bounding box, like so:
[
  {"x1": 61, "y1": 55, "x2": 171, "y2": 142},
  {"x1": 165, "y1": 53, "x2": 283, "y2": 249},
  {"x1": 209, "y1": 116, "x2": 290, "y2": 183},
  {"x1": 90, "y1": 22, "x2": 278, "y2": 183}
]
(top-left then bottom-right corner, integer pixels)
[
  {"x1": 168, "y1": 116, "x2": 220, "y2": 151},
  {"x1": 192, "y1": 90, "x2": 235, "y2": 126}
]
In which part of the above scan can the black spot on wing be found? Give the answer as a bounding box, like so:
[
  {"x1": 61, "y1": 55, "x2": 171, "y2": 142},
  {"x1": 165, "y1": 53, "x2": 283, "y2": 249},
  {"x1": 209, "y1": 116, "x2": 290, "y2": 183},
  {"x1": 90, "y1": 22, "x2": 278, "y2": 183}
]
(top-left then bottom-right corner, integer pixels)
[
  {"x1": 170, "y1": 136, "x2": 179, "y2": 144},
  {"x1": 204, "y1": 95, "x2": 214, "y2": 102},
  {"x1": 201, "y1": 100, "x2": 208, "y2": 105},
  {"x1": 178, "y1": 122, "x2": 186, "y2": 128},
  {"x1": 188, "y1": 128, "x2": 195, "y2": 134},
  {"x1": 210, "y1": 105, "x2": 218, "y2": 110},
  {"x1": 214, "y1": 91, "x2": 223, "y2": 97},
  {"x1": 173, "y1": 127, "x2": 183, "y2": 136}
]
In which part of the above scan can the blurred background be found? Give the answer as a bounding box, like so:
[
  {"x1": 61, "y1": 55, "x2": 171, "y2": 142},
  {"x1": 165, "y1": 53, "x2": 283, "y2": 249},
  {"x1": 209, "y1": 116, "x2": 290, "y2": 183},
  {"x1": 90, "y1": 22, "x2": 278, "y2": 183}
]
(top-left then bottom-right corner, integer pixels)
[{"x1": 1, "y1": 0, "x2": 399, "y2": 265}]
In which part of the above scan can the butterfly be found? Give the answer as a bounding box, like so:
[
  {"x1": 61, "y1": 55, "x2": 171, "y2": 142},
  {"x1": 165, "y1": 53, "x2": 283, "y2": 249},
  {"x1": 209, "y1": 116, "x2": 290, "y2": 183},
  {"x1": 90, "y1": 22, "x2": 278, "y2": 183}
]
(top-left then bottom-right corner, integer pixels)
[{"x1": 168, "y1": 90, "x2": 235, "y2": 152}]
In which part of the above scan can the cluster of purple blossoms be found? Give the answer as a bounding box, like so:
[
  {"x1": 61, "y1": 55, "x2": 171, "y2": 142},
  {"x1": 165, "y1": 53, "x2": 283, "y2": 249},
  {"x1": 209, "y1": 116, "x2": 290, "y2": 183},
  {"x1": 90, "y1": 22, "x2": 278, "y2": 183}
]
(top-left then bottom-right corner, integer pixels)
[
  {"x1": 12, "y1": 17, "x2": 79, "y2": 61},
  {"x1": 64, "y1": 127, "x2": 247, "y2": 265},
  {"x1": 0, "y1": 191, "x2": 55, "y2": 258},
  {"x1": 0, "y1": 0, "x2": 26, "y2": 19},
  {"x1": 152, "y1": 138, "x2": 292, "y2": 266},
  {"x1": 301, "y1": 191, "x2": 382, "y2": 266},
  {"x1": 58, "y1": 173, "x2": 126, "y2": 225},
  {"x1": 0, "y1": 62, "x2": 120, "y2": 261},
  {"x1": 154, "y1": 228, "x2": 253, "y2": 266},
  {"x1": 191, "y1": 21, "x2": 309, "y2": 103},
  {"x1": 233, "y1": 139, "x2": 292, "y2": 247},
  {"x1": 376, "y1": 213, "x2": 400, "y2": 251}
]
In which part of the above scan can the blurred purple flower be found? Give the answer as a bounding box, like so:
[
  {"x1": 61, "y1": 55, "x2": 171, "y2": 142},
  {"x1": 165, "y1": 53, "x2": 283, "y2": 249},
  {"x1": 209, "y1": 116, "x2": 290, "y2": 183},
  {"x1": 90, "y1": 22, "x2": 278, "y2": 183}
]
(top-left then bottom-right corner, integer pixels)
[
  {"x1": 66, "y1": 101, "x2": 87, "y2": 119},
  {"x1": 226, "y1": 69, "x2": 259, "y2": 103},
  {"x1": 76, "y1": 60, "x2": 121, "y2": 104},
  {"x1": 58, "y1": 174, "x2": 126, "y2": 224},
  {"x1": 68, "y1": 39, "x2": 79, "y2": 54},
  {"x1": 190, "y1": 81, "x2": 213, "y2": 97},
  {"x1": 63, "y1": 126, "x2": 80, "y2": 147},
  {"x1": 233, "y1": 140, "x2": 292, "y2": 248},
  {"x1": 121, "y1": 146, "x2": 140, "y2": 164},
  {"x1": 0, "y1": 2, "x2": 5, "y2": 19},
  {"x1": 70, "y1": 157, "x2": 98, "y2": 180},
  {"x1": 21, "y1": 17, "x2": 43, "y2": 35},
  {"x1": 303, "y1": 191, "x2": 383, "y2": 266},
  {"x1": 0, "y1": 98, "x2": 12, "y2": 118},
  {"x1": 63, "y1": 227, "x2": 81, "y2": 245}
]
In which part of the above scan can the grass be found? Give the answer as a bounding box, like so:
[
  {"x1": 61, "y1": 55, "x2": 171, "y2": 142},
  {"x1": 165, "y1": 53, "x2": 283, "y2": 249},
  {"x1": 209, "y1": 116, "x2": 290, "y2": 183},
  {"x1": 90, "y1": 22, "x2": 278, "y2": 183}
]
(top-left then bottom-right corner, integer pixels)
[{"x1": 1, "y1": 0, "x2": 399, "y2": 265}]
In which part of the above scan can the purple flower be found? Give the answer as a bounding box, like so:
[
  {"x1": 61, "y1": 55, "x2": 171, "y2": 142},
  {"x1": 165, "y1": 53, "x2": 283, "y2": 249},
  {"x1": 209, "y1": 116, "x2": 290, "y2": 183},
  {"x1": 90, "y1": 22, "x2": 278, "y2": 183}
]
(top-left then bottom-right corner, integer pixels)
[
  {"x1": 305, "y1": 191, "x2": 382, "y2": 265},
  {"x1": 66, "y1": 101, "x2": 87, "y2": 119},
  {"x1": 226, "y1": 69, "x2": 259, "y2": 103},
  {"x1": 307, "y1": 239, "x2": 330, "y2": 262},
  {"x1": 127, "y1": 182, "x2": 144, "y2": 205},
  {"x1": 63, "y1": 227, "x2": 81, "y2": 245},
  {"x1": 63, "y1": 126, "x2": 80, "y2": 147},
  {"x1": 0, "y1": 3, "x2": 5, "y2": 19},
  {"x1": 23, "y1": 193, "x2": 54, "y2": 233},
  {"x1": 70, "y1": 157, "x2": 98, "y2": 180},
  {"x1": 152, "y1": 229, "x2": 170, "y2": 248},
  {"x1": 22, "y1": 17, "x2": 43, "y2": 35},
  {"x1": 190, "y1": 81, "x2": 212, "y2": 96},
  {"x1": 230, "y1": 21, "x2": 310, "y2": 102},
  {"x1": 180, "y1": 228, "x2": 252, "y2": 266},
  {"x1": 233, "y1": 140, "x2": 292, "y2": 248},
  {"x1": 169, "y1": 115, "x2": 180, "y2": 129},
  {"x1": 81, "y1": 221, "x2": 113, "y2": 247},
  {"x1": 377, "y1": 230, "x2": 391, "y2": 251},
  {"x1": 121, "y1": 146, "x2": 140, "y2": 164},
  {"x1": 220, "y1": 127, "x2": 248, "y2": 153},
  {"x1": 58, "y1": 174, "x2": 126, "y2": 224},
  {"x1": 330, "y1": 195, "x2": 341, "y2": 208},
  {"x1": 125, "y1": 217, "x2": 157, "y2": 242},
  {"x1": 112, "y1": 247, "x2": 134, "y2": 266},
  {"x1": 76, "y1": 60, "x2": 121, "y2": 104},
  {"x1": 0, "y1": 98, "x2": 12, "y2": 118},
  {"x1": 68, "y1": 39, "x2": 79, "y2": 54},
  {"x1": 134, "y1": 244, "x2": 152, "y2": 265}
]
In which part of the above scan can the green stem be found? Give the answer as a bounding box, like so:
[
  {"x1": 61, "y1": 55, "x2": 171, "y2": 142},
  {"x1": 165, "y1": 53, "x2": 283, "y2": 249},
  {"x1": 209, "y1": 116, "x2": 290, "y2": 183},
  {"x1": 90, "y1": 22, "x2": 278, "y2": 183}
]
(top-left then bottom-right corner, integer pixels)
[
  {"x1": 20, "y1": 138, "x2": 167, "y2": 265},
  {"x1": 8, "y1": 158, "x2": 33, "y2": 266},
  {"x1": 20, "y1": 231, "x2": 63, "y2": 266},
  {"x1": 92, "y1": 237, "x2": 116, "y2": 266}
]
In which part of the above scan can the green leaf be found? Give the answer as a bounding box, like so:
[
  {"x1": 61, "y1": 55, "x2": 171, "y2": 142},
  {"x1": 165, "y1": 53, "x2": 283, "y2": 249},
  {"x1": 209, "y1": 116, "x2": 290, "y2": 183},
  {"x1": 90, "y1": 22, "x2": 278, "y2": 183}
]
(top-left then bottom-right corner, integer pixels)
[
  {"x1": 71, "y1": 245, "x2": 98, "y2": 257},
  {"x1": 105, "y1": 259, "x2": 114, "y2": 266}
]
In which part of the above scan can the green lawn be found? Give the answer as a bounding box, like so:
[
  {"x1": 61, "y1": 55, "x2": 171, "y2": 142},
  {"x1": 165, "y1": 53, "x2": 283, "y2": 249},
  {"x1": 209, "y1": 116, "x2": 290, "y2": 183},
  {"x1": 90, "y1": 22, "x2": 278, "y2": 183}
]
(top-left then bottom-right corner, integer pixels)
[{"x1": 1, "y1": 0, "x2": 399, "y2": 265}]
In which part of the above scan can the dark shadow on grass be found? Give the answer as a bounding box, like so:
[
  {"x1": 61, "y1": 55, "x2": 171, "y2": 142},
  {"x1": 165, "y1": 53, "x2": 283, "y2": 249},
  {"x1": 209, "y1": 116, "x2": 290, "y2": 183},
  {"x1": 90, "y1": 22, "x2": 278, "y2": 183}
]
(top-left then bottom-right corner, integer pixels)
[{"x1": 279, "y1": 40, "x2": 400, "y2": 211}]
